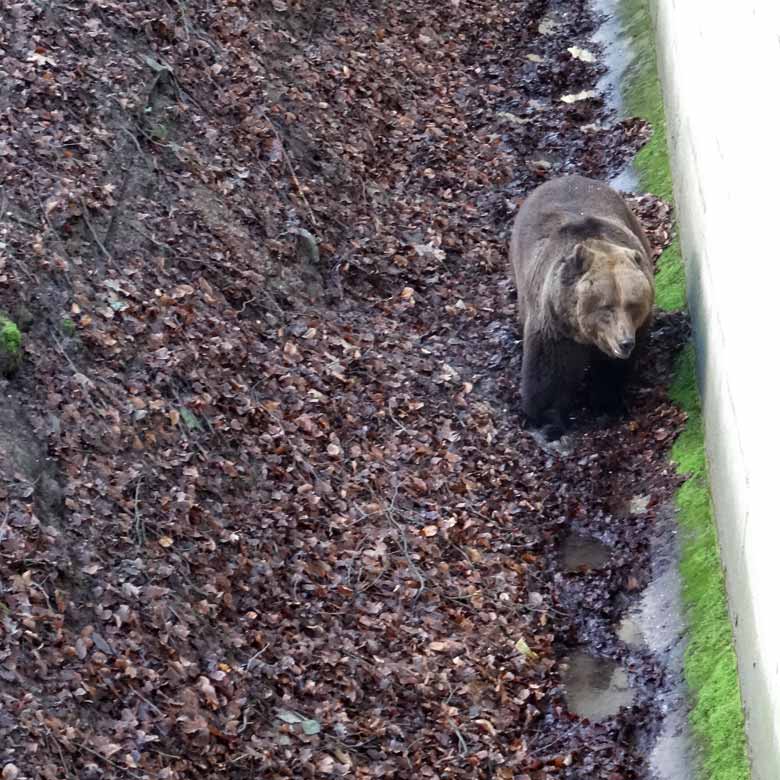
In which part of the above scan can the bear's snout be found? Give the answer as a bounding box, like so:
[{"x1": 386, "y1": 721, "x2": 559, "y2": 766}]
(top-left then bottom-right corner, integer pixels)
[{"x1": 616, "y1": 337, "x2": 635, "y2": 359}]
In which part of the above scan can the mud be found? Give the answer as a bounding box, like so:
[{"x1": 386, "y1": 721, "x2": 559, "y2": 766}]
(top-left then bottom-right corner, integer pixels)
[{"x1": 561, "y1": 532, "x2": 613, "y2": 573}]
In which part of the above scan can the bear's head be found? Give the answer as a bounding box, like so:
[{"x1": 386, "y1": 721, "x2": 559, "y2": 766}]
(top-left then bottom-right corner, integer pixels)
[{"x1": 568, "y1": 240, "x2": 653, "y2": 359}]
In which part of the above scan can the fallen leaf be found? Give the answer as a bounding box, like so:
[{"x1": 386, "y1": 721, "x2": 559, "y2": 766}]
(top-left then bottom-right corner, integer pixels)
[
  {"x1": 198, "y1": 676, "x2": 219, "y2": 708},
  {"x1": 277, "y1": 709, "x2": 304, "y2": 725},
  {"x1": 538, "y1": 17, "x2": 557, "y2": 34},
  {"x1": 514, "y1": 636, "x2": 539, "y2": 660},
  {"x1": 629, "y1": 495, "x2": 650, "y2": 515},
  {"x1": 560, "y1": 90, "x2": 598, "y2": 104},
  {"x1": 302, "y1": 718, "x2": 321, "y2": 735},
  {"x1": 567, "y1": 46, "x2": 595, "y2": 63}
]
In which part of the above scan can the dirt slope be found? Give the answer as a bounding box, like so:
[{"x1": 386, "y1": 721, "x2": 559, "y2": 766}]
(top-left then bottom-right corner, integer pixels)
[{"x1": 0, "y1": 1, "x2": 685, "y2": 778}]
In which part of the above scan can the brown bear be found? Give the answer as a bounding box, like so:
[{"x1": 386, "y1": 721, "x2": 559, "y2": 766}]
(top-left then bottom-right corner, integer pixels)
[{"x1": 509, "y1": 175, "x2": 655, "y2": 440}]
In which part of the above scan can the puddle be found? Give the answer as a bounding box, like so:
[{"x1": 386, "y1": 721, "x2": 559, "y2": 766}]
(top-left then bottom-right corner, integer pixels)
[
  {"x1": 617, "y1": 614, "x2": 644, "y2": 648},
  {"x1": 591, "y1": 0, "x2": 641, "y2": 193},
  {"x1": 561, "y1": 532, "x2": 611, "y2": 571},
  {"x1": 561, "y1": 651, "x2": 634, "y2": 720}
]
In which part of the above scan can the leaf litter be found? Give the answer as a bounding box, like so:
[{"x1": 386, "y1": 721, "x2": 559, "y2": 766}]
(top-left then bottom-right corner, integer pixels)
[{"x1": 0, "y1": 0, "x2": 687, "y2": 778}]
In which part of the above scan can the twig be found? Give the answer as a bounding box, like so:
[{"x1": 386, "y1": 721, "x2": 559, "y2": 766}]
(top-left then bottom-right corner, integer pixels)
[
  {"x1": 44, "y1": 728, "x2": 73, "y2": 777},
  {"x1": 133, "y1": 477, "x2": 145, "y2": 546},
  {"x1": 386, "y1": 406, "x2": 410, "y2": 434},
  {"x1": 237, "y1": 702, "x2": 255, "y2": 734},
  {"x1": 260, "y1": 108, "x2": 319, "y2": 228},
  {"x1": 243, "y1": 643, "x2": 270, "y2": 672},
  {"x1": 51, "y1": 334, "x2": 104, "y2": 417},
  {"x1": 51, "y1": 333, "x2": 83, "y2": 374},
  {"x1": 357, "y1": 563, "x2": 389, "y2": 593},
  {"x1": 531, "y1": 724, "x2": 580, "y2": 754},
  {"x1": 149, "y1": 747, "x2": 185, "y2": 761},
  {"x1": 132, "y1": 686, "x2": 163, "y2": 716},
  {"x1": 127, "y1": 220, "x2": 170, "y2": 252},
  {"x1": 237, "y1": 295, "x2": 257, "y2": 314},
  {"x1": 29, "y1": 580, "x2": 53, "y2": 612},
  {"x1": 448, "y1": 719, "x2": 469, "y2": 757},
  {"x1": 120, "y1": 126, "x2": 148, "y2": 159},
  {"x1": 388, "y1": 517, "x2": 426, "y2": 603},
  {"x1": 78, "y1": 197, "x2": 112, "y2": 262},
  {"x1": 365, "y1": 478, "x2": 428, "y2": 603},
  {"x1": 69, "y1": 740, "x2": 146, "y2": 780},
  {"x1": 2, "y1": 211, "x2": 40, "y2": 230}
]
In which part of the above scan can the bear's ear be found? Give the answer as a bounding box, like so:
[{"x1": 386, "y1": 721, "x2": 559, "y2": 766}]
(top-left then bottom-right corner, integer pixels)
[
  {"x1": 561, "y1": 244, "x2": 592, "y2": 285},
  {"x1": 571, "y1": 243, "x2": 593, "y2": 273}
]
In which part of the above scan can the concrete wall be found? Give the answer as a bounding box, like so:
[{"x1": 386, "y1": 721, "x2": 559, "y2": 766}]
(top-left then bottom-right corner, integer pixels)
[{"x1": 650, "y1": 1, "x2": 780, "y2": 777}]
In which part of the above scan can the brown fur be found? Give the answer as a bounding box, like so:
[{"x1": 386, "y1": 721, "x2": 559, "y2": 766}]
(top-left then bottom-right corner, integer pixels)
[{"x1": 509, "y1": 175, "x2": 655, "y2": 439}]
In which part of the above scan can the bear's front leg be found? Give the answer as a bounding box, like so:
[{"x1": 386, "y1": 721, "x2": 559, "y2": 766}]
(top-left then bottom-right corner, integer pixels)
[
  {"x1": 589, "y1": 353, "x2": 632, "y2": 416},
  {"x1": 589, "y1": 324, "x2": 648, "y2": 416},
  {"x1": 521, "y1": 325, "x2": 588, "y2": 440}
]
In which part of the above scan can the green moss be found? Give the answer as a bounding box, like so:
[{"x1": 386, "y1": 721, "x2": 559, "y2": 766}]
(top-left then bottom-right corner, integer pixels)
[
  {"x1": 619, "y1": 2, "x2": 751, "y2": 778},
  {"x1": 655, "y1": 236, "x2": 686, "y2": 311},
  {"x1": 0, "y1": 316, "x2": 21, "y2": 363},
  {"x1": 61, "y1": 318, "x2": 77, "y2": 336},
  {"x1": 668, "y1": 346, "x2": 705, "y2": 478},
  {"x1": 179, "y1": 407, "x2": 202, "y2": 431},
  {"x1": 670, "y1": 348, "x2": 750, "y2": 780}
]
